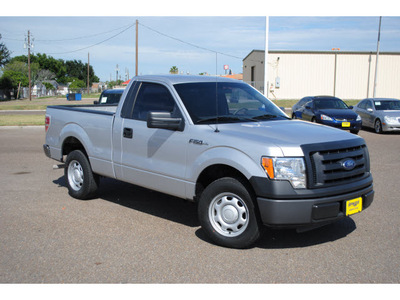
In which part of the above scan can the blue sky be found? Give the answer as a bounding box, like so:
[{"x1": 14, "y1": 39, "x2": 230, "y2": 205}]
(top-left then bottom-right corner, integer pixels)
[{"x1": 1, "y1": 1, "x2": 399, "y2": 82}]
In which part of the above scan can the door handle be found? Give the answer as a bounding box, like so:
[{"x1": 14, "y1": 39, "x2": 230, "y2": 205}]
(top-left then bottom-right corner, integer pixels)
[{"x1": 123, "y1": 127, "x2": 133, "y2": 139}]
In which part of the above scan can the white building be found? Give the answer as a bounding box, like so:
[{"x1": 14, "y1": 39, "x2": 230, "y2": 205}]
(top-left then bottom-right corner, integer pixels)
[{"x1": 243, "y1": 50, "x2": 400, "y2": 100}]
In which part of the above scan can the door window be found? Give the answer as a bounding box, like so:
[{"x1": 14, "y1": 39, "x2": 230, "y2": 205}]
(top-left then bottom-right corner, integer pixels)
[{"x1": 132, "y1": 83, "x2": 177, "y2": 121}]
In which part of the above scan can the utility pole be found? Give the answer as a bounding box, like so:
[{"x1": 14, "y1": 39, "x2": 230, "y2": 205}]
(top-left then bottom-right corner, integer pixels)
[
  {"x1": 136, "y1": 19, "x2": 138, "y2": 76},
  {"x1": 264, "y1": 17, "x2": 269, "y2": 96},
  {"x1": 116, "y1": 64, "x2": 119, "y2": 82},
  {"x1": 373, "y1": 16, "x2": 382, "y2": 98},
  {"x1": 25, "y1": 30, "x2": 33, "y2": 101},
  {"x1": 87, "y1": 52, "x2": 90, "y2": 95}
]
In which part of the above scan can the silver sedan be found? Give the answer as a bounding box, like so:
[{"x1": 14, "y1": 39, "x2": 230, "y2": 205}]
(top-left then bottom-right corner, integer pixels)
[{"x1": 353, "y1": 98, "x2": 400, "y2": 133}]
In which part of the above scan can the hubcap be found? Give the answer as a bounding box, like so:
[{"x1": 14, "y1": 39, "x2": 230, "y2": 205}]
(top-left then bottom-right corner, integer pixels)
[
  {"x1": 375, "y1": 120, "x2": 381, "y2": 133},
  {"x1": 68, "y1": 160, "x2": 84, "y2": 191},
  {"x1": 209, "y1": 193, "x2": 249, "y2": 237}
]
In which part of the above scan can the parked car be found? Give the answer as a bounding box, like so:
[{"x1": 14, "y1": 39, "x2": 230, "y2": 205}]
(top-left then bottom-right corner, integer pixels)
[
  {"x1": 292, "y1": 96, "x2": 362, "y2": 134},
  {"x1": 94, "y1": 89, "x2": 124, "y2": 105},
  {"x1": 353, "y1": 98, "x2": 400, "y2": 133}
]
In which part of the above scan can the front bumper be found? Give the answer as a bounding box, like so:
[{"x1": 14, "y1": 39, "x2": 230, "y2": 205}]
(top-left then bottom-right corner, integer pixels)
[
  {"x1": 319, "y1": 119, "x2": 362, "y2": 132},
  {"x1": 256, "y1": 184, "x2": 374, "y2": 227},
  {"x1": 382, "y1": 123, "x2": 400, "y2": 132}
]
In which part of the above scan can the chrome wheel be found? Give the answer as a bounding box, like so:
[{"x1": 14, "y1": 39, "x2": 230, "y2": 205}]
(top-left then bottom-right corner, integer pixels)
[
  {"x1": 208, "y1": 192, "x2": 249, "y2": 237},
  {"x1": 375, "y1": 119, "x2": 383, "y2": 133},
  {"x1": 68, "y1": 160, "x2": 84, "y2": 191}
]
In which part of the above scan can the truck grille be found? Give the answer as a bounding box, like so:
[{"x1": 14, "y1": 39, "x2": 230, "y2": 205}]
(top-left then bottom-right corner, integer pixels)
[{"x1": 301, "y1": 139, "x2": 370, "y2": 189}]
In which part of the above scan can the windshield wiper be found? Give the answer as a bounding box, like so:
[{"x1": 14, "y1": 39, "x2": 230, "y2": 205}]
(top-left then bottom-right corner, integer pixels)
[
  {"x1": 253, "y1": 114, "x2": 290, "y2": 120},
  {"x1": 252, "y1": 114, "x2": 277, "y2": 120},
  {"x1": 196, "y1": 115, "x2": 257, "y2": 124}
]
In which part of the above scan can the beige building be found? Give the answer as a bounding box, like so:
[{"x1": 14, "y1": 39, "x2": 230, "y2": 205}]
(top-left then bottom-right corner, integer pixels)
[{"x1": 243, "y1": 50, "x2": 400, "y2": 100}]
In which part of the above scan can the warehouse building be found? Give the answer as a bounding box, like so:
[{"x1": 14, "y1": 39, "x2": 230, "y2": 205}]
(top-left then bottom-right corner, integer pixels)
[{"x1": 243, "y1": 50, "x2": 400, "y2": 100}]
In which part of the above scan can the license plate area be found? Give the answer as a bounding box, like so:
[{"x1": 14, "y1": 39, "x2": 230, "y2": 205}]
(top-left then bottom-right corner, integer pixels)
[
  {"x1": 346, "y1": 197, "x2": 362, "y2": 216},
  {"x1": 342, "y1": 122, "x2": 351, "y2": 127}
]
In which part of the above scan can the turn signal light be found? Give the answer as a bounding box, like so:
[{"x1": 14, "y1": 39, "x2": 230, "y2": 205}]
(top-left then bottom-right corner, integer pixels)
[{"x1": 262, "y1": 157, "x2": 274, "y2": 179}]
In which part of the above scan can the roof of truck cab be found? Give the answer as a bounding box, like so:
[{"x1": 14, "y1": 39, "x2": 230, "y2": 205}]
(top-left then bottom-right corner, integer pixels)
[{"x1": 131, "y1": 74, "x2": 240, "y2": 85}]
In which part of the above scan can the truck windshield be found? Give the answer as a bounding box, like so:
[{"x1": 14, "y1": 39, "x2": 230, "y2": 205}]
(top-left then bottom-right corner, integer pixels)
[{"x1": 174, "y1": 82, "x2": 288, "y2": 124}]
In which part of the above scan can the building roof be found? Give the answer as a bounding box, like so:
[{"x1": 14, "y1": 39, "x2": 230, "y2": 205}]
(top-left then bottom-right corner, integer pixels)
[{"x1": 243, "y1": 49, "x2": 400, "y2": 61}]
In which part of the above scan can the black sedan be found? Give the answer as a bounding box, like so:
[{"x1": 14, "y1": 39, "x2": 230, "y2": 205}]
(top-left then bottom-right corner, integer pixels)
[{"x1": 292, "y1": 96, "x2": 362, "y2": 134}]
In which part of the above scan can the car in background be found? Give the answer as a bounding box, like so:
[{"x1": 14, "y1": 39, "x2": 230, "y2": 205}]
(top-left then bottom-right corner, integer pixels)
[
  {"x1": 94, "y1": 89, "x2": 124, "y2": 105},
  {"x1": 353, "y1": 98, "x2": 400, "y2": 133},
  {"x1": 292, "y1": 96, "x2": 362, "y2": 134}
]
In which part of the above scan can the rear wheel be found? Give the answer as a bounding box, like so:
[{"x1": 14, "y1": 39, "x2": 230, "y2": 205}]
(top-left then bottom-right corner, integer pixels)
[
  {"x1": 65, "y1": 150, "x2": 99, "y2": 199},
  {"x1": 198, "y1": 177, "x2": 261, "y2": 249}
]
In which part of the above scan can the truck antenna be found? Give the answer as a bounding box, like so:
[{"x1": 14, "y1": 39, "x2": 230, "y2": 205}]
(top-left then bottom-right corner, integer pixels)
[{"x1": 215, "y1": 52, "x2": 220, "y2": 133}]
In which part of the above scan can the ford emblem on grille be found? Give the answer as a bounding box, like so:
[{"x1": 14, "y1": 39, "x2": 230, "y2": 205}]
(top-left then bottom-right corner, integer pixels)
[{"x1": 342, "y1": 158, "x2": 356, "y2": 171}]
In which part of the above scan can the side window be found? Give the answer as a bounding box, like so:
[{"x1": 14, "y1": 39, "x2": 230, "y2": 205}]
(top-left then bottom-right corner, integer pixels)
[
  {"x1": 132, "y1": 83, "x2": 177, "y2": 121},
  {"x1": 358, "y1": 100, "x2": 366, "y2": 109},
  {"x1": 365, "y1": 101, "x2": 373, "y2": 110},
  {"x1": 121, "y1": 81, "x2": 139, "y2": 118},
  {"x1": 298, "y1": 97, "x2": 309, "y2": 107}
]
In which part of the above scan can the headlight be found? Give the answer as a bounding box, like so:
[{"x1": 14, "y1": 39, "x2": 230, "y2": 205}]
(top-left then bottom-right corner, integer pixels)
[
  {"x1": 384, "y1": 116, "x2": 398, "y2": 124},
  {"x1": 321, "y1": 114, "x2": 333, "y2": 121},
  {"x1": 262, "y1": 157, "x2": 306, "y2": 189}
]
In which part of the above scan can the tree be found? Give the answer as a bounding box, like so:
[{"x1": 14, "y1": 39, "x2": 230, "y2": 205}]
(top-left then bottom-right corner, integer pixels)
[
  {"x1": 10, "y1": 53, "x2": 99, "y2": 85},
  {"x1": 169, "y1": 66, "x2": 178, "y2": 74},
  {"x1": 68, "y1": 77, "x2": 86, "y2": 89},
  {"x1": 0, "y1": 34, "x2": 11, "y2": 67}
]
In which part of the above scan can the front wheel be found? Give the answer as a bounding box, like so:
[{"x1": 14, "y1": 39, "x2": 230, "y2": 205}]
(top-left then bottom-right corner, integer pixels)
[
  {"x1": 198, "y1": 177, "x2": 261, "y2": 249},
  {"x1": 65, "y1": 150, "x2": 99, "y2": 200},
  {"x1": 374, "y1": 119, "x2": 383, "y2": 134}
]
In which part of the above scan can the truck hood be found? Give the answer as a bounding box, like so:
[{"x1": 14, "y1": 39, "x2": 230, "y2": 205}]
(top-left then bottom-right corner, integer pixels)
[{"x1": 215, "y1": 119, "x2": 361, "y2": 156}]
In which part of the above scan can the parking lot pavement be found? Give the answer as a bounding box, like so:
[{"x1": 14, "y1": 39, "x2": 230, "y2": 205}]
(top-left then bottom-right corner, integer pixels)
[{"x1": 0, "y1": 126, "x2": 399, "y2": 284}]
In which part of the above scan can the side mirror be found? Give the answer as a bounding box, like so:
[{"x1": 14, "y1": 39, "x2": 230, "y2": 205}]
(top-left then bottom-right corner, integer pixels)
[
  {"x1": 147, "y1": 112, "x2": 184, "y2": 131},
  {"x1": 348, "y1": 105, "x2": 354, "y2": 109}
]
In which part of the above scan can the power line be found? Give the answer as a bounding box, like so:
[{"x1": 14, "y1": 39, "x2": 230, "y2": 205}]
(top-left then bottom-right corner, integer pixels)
[
  {"x1": 138, "y1": 21, "x2": 245, "y2": 60},
  {"x1": 45, "y1": 23, "x2": 135, "y2": 55},
  {"x1": 36, "y1": 22, "x2": 136, "y2": 42}
]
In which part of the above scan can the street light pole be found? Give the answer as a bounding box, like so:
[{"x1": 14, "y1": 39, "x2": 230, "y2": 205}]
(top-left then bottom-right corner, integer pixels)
[
  {"x1": 136, "y1": 19, "x2": 138, "y2": 76},
  {"x1": 27, "y1": 30, "x2": 32, "y2": 101},
  {"x1": 373, "y1": 16, "x2": 382, "y2": 98}
]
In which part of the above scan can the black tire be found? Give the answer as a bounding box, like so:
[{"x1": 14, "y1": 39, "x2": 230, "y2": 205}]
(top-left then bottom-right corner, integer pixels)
[
  {"x1": 374, "y1": 119, "x2": 383, "y2": 134},
  {"x1": 198, "y1": 177, "x2": 261, "y2": 249},
  {"x1": 64, "y1": 150, "x2": 99, "y2": 200},
  {"x1": 350, "y1": 129, "x2": 359, "y2": 134},
  {"x1": 292, "y1": 113, "x2": 297, "y2": 119}
]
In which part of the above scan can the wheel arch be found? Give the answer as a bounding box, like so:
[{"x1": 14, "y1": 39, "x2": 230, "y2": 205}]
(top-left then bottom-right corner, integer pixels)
[
  {"x1": 59, "y1": 123, "x2": 92, "y2": 160},
  {"x1": 194, "y1": 164, "x2": 257, "y2": 203}
]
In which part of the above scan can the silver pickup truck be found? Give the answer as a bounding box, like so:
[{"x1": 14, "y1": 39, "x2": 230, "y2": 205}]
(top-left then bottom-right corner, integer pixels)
[{"x1": 43, "y1": 75, "x2": 374, "y2": 248}]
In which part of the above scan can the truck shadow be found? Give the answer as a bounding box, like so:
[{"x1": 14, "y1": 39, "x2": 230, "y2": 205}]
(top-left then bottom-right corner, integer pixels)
[
  {"x1": 53, "y1": 176, "x2": 199, "y2": 228},
  {"x1": 53, "y1": 176, "x2": 356, "y2": 249}
]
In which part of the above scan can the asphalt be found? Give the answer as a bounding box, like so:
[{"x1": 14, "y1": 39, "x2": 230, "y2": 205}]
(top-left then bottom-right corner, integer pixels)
[{"x1": 0, "y1": 126, "x2": 399, "y2": 285}]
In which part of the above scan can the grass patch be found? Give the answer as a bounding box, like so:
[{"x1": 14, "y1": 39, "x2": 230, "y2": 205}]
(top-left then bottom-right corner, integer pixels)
[
  {"x1": 0, "y1": 105, "x2": 48, "y2": 110},
  {"x1": 0, "y1": 115, "x2": 44, "y2": 126}
]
